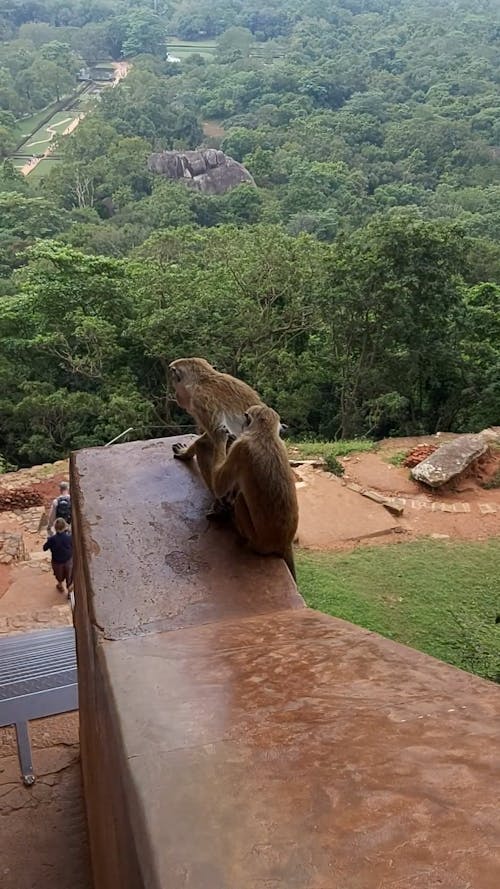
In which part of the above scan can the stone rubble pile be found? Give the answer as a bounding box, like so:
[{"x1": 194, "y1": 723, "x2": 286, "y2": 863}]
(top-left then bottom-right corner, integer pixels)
[
  {"x1": 403, "y1": 444, "x2": 438, "y2": 468},
  {"x1": 0, "y1": 487, "x2": 44, "y2": 511}
]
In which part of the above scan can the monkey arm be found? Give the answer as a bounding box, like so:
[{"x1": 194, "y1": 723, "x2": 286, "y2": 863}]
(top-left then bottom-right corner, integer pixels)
[{"x1": 212, "y1": 439, "x2": 243, "y2": 499}]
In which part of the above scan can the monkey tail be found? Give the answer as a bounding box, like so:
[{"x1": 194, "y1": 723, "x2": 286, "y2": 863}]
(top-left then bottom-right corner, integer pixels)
[{"x1": 284, "y1": 545, "x2": 297, "y2": 583}]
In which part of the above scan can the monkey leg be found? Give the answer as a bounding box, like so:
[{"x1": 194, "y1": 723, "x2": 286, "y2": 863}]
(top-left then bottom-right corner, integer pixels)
[
  {"x1": 207, "y1": 435, "x2": 237, "y2": 520},
  {"x1": 193, "y1": 435, "x2": 215, "y2": 492},
  {"x1": 233, "y1": 496, "x2": 296, "y2": 578},
  {"x1": 192, "y1": 435, "x2": 232, "y2": 520},
  {"x1": 201, "y1": 427, "x2": 238, "y2": 521},
  {"x1": 233, "y1": 494, "x2": 257, "y2": 546}
]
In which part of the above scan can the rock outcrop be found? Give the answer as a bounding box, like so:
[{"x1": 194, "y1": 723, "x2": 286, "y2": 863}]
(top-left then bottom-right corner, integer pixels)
[
  {"x1": 147, "y1": 148, "x2": 255, "y2": 195},
  {"x1": 411, "y1": 434, "x2": 488, "y2": 487}
]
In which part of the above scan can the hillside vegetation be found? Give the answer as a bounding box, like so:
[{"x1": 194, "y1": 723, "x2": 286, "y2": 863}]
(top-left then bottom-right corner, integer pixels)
[{"x1": 0, "y1": 0, "x2": 499, "y2": 467}]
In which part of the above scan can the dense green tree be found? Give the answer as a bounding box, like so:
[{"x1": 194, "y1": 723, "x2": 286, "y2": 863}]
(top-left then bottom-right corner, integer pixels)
[
  {"x1": 457, "y1": 283, "x2": 500, "y2": 431},
  {"x1": 32, "y1": 58, "x2": 74, "y2": 101},
  {"x1": 0, "y1": 192, "x2": 67, "y2": 274},
  {"x1": 117, "y1": 11, "x2": 166, "y2": 58},
  {"x1": 98, "y1": 68, "x2": 203, "y2": 145},
  {"x1": 0, "y1": 0, "x2": 499, "y2": 465},
  {"x1": 217, "y1": 27, "x2": 253, "y2": 61},
  {"x1": 0, "y1": 242, "x2": 154, "y2": 464},
  {"x1": 0, "y1": 122, "x2": 14, "y2": 156},
  {"x1": 318, "y1": 216, "x2": 470, "y2": 438}
]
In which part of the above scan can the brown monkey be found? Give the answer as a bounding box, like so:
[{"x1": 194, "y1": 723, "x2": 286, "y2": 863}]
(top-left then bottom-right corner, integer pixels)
[
  {"x1": 168, "y1": 358, "x2": 262, "y2": 512},
  {"x1": 211, "y1": 404, "x2": 299, "y2": 580}
]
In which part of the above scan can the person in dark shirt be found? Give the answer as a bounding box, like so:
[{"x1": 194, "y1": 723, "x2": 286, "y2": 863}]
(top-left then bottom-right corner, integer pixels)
[
  {"x1": 47, "y1": 480, "x2": 71, "y2": 535},
  {"x1": 43, "y1": 518, "x2": 73, "y2": 596}
]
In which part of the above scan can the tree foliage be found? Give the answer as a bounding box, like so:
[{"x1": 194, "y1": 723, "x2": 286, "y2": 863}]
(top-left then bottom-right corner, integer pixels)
[{"x1": 0, "y1": 0, "x2": 499, "y2": 465}]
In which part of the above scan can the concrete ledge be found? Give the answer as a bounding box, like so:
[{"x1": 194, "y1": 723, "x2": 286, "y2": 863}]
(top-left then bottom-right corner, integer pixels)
[
  {"x1": 72, "y1": 437, "x2": 500, "y2": 889},
  {"x1": 72, "y1": 436, "x2": 303, "y2": 640}
]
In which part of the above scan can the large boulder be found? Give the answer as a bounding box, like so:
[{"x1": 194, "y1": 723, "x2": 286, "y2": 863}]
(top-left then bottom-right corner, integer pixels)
[
  {"x1": 411, "y1": 434, "x2": 488, "y2": 487},
  {"x1": 147, "y1": 148, "x2": 255, "y2": 195}
]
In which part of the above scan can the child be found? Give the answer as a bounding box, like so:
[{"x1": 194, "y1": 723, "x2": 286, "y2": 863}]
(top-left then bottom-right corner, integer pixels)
[{"x1": 43, "y1": 518, "x2": 73, "y2": 597}]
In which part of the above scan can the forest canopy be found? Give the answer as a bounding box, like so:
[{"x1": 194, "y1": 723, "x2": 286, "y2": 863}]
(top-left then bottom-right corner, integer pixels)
[{"x1": 0, "y1": 0, "x2": 499, "y2": 466}]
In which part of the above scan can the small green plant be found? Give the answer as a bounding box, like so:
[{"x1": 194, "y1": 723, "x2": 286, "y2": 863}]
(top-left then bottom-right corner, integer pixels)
[
  {"x1": 324, "y1": 455, "x2": 345, "y2": 476},
  {"x1": 290, "y1": 439, "x2": 376, "y2": 460},
  {"x1": 0, "y1": 454, "x2": 16, "y2": 474},
  {"x1": 482, "y1": 469, "x2": 500, "y2": 490},
  {"x1": 385, "y1": 451, "x2": 408, "y2": 467}
]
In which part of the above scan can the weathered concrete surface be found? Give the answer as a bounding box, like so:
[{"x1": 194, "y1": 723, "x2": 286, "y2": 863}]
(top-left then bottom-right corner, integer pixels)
[
  {"x1": 72, "y1": 436, "x2": 500, "y2": 889},
  {"x1": 107, "y1": 613, "x2": 500, "y2": 889},
  {"x1": 412, "y1": 434, "x2": 488, "y2": 486},
  {"x1": 72, "y1": 436, "x2": 303, "y2": 640}
]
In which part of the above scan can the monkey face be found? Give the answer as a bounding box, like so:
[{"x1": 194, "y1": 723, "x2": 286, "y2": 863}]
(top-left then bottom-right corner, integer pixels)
[
  {"x1": 169, "y1": 358, "x2": 218, "y2": 412},
  {"x1": 169, "y1": 360, "x2": 191, "y2": 410},
  {"x1": 244, "y1": 405, "x2": 283, "y2": 436}
]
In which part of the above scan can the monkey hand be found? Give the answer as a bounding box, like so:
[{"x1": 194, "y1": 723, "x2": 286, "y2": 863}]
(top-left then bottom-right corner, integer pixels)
[
  {"x1": 214, "y1": 423, "x2": 231, "y2": 441},
  {"x1": 173, "y1": 441, "x2": 192, "y2": 460}
]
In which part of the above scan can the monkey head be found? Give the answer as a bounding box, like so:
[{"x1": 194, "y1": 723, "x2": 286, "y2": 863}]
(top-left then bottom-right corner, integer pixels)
[
  {"x1": 169, "y1": 357, "x2": 216, "y2": 385},
  {"x1": 169, "y1": 357, "x2": 216, "y2": 410},
  {"x1": 243, "y1": 405, "x2": 288, "y2": 437}
]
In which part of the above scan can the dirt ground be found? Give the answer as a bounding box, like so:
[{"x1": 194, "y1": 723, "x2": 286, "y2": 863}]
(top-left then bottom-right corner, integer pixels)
[
  {"x1": 295, "y1": 434, "x2": 500, "y2": 551},
  {"x1": 0, "y1": 714, "x2": 91, "y2": 889}
]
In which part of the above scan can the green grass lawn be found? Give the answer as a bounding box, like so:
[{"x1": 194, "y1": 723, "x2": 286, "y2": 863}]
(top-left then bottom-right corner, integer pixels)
[
  {"x1": 26, "y1": 157, "x2": 60, "y2": 182},
  {"x1": 11, "y1": 104, "x2": 60, "y2": 143},
  {"x1": 166, "y1": 36, "x2": 282, "y2": 60},
  {"x1": 167, "y1": 37, "x2": 216, "y2": 48},
  {"x1": 24, "y1": 110, "x2": 77, "y2": 149},
  {"x1": 290, "y1": 439, "x2": 376, "y2": 474},
  {"x1": 297, "y1": 540, "x2": 500, "y2": 682},
  {"x1": 167, "y1": 38, "x2": 216, "y2": 59},
  {"x1": 291, "y1": 439, "x2": 376, "y2": 459},
  {"x1": 11, "y1": 85, "x2": 84, "y2": 144}
]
